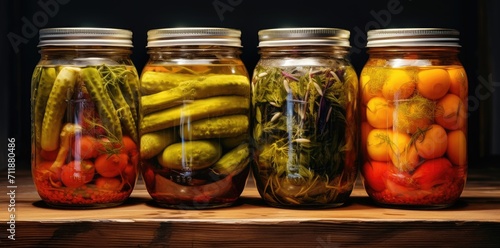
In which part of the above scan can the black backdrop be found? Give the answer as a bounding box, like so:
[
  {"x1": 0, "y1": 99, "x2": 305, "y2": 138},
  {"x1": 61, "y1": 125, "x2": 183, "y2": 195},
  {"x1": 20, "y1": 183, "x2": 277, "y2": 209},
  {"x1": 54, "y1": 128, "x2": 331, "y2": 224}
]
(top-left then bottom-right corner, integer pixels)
[{"x1": 1, "y1": 0, "x2": 498, "y2": 170}]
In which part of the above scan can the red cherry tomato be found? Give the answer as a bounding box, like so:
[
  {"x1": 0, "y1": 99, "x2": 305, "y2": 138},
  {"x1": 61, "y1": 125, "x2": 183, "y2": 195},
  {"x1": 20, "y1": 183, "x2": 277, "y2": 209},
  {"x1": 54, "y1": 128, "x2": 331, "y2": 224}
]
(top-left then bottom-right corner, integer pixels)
[
  {"x1": 60, "y1": 160, "x2": 95, "y2": 188},
  {"x1": 362, "y1": 160, "x2": 389, "y2": 192},
  {"x1": 412, "y1": 157, "x2": 453, "y2": 190},
  {"x1": 72, "y1": 135, "x2": 99, "y2": 159},
  {"x1": 95, "y1": 153, "x2": 128, "y2": 178}
]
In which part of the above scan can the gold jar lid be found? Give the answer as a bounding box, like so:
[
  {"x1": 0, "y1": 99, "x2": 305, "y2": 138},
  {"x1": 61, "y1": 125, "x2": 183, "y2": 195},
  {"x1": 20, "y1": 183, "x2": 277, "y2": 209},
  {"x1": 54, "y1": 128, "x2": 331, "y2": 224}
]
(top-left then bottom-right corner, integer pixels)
[
  {"x1": 258, "y1": 27, "x2": 351, "y2": 47},
  {"x1": 38, "y1": 27, "x2": 133, "y2": 47},
  {"x1": 146, "y1": 27, "x2": 242, "y2": 48},
  {"x1": 366, "y1": 28, "x2": 460, "y2": 47}
]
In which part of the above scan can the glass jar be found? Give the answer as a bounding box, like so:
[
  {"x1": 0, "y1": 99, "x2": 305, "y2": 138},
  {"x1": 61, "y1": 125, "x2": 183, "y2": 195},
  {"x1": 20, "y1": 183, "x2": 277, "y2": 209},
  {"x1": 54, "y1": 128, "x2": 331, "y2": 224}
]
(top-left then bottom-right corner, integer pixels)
[
  {"x1": 31, "y1": 28, "x2": 140, "y2": 208},
  {"x1": 360, "y1": 28, "x2": 468, "y2": 209},
  {"x1": 140, "y1": 27, "x2": 251, "y2": 209},
  {"x1": 251, "y1": 28, "x2": 360, "y2": 208}
]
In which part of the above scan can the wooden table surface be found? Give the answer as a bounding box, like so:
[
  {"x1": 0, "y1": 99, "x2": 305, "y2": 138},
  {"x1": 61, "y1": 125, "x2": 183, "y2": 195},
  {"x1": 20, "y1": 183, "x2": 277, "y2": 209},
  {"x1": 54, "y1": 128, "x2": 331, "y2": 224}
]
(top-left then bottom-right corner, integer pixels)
[{"x1": 1, "y1": 167, "x2": 499, "y2": 247}]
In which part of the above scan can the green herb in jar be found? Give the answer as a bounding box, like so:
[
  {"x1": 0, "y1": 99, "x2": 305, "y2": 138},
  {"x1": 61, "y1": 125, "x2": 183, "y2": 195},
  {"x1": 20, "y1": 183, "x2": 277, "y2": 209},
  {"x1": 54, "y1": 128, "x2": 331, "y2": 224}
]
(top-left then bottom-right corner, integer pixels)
[{"x1": 252, "y1": 64, "x2": 358, "y2": 205}]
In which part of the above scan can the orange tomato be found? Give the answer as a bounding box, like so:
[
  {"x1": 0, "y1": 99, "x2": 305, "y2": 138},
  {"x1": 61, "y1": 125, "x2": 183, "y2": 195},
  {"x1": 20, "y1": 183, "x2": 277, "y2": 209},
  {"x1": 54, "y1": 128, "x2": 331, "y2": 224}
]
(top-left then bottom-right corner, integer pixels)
[
  {"x1": 366, "y1": 97, "x2": 394, "y2": 128},
  {"x1": 366, "y1": 129, "x2": 391, "y2": 162},
  {"x1": 382, "y1": 69, "x2": 415, "y2": 101},
  {"x1": 415, "y1": 124, "x2": 448, "y2": 159},
  {"x1": 447, "y1": 67, "x2": 468, "y2": 100},
  {"x1": 416, "y1": 68, "x2": 451, "y2": 100},
  {"x1": 435, "y1": 94, "x2": 467, "y2": 130},
  {"x1": 447, "y1": 130, "x2": 467, "y2": 166}
]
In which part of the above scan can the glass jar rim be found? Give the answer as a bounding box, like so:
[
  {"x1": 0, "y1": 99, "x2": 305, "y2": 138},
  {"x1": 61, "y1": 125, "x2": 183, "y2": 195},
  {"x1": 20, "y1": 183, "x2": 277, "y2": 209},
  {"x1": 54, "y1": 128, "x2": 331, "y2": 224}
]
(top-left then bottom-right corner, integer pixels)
[
  {"x1": 146, "y1": 27, "x2": 242, "y2": 48},
  {"x1": 38, "y1": 27, "x2": 133, "y2": 48},
  {"x1": 366, "y1": 28, "x2": 461, "y2": 47},
  {"x1": 257, "y1": 27, "x2": 351, "y2": 47}
]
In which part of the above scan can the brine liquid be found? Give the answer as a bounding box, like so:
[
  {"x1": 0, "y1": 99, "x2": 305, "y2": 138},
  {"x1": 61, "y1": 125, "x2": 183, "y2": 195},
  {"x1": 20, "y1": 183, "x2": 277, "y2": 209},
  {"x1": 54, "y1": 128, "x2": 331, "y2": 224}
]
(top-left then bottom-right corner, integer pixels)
[
  {"x1": 139, "y1": 63, "x2": 251, "y2": 209},
  {"x1": 250, "y1": 64, "x2": 359, "y2": 208},
  {"x1": 31, "y1": 65, "x2": 140, "y2": 208},
  {"x1": 360, "y1": 64, "x2": 468, "y2": 208}
]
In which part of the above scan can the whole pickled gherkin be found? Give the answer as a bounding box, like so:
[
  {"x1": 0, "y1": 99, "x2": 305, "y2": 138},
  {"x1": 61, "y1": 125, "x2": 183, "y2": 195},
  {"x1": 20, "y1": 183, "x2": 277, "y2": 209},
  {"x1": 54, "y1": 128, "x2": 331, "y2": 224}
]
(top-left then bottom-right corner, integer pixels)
[
  {"x1": 81, "y1": 67, "x2": 123, "y2": 141},
  {"x1": 33, "y1": 67, "x2": 56, "y2": 147},
  {"x1": 141, "y1": 74, "x2": 250, "y2": 114},
  {"x1": 40, "y1": 66, "x2": 80, "y2": 151}
]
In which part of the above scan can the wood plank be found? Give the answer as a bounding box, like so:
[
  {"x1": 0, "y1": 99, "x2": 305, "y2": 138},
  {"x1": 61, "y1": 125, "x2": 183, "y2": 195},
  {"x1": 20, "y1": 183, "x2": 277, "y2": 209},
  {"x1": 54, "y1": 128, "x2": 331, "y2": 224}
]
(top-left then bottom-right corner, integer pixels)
[
  {"x1": 1, "y1": 167, "x2": 499, "y2": 247},
  {"x1": 7, "y1": 221, "x2": 500, "y2": 247}
]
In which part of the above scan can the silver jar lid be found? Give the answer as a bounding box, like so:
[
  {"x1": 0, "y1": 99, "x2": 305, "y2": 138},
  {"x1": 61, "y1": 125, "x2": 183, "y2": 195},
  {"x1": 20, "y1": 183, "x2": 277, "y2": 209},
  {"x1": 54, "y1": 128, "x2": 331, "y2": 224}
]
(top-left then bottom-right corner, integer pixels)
[
  {"x1": 146, "y1": 27, "x2": 242, "y2": 48},
  {"x1": 38, "y1": 27, "x2": 133, "y2": 47},
  {"x1": 258, "y1": 28, "x2": 351, "y2": 47},
  {"x1": 366, "y1": 28, "x2": 460, "y2": 47}
]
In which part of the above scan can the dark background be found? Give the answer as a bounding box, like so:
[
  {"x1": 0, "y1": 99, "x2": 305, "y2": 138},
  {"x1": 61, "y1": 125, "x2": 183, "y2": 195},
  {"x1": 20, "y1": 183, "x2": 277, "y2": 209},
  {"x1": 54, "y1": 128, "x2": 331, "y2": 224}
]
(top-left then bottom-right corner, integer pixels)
[{"x1": 1, "y1": 0, "x2": 499, "y2": 171}]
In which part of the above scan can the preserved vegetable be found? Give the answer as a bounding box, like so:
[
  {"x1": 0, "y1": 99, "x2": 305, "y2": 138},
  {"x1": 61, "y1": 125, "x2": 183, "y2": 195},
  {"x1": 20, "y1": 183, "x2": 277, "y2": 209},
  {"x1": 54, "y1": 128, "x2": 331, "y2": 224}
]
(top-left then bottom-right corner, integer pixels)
[
  {"x1": 31, "y1": 28, "x2": 140, "y2": 208},
  {"x1": 140, "y1": 28, "x2": 250, "y2": 209},
  {"x1": 360, "y1": 28, "x2": 468, "y2": 209},
  {"x1": 251, "y1": 28, "x2": 359, "y2": 208}
]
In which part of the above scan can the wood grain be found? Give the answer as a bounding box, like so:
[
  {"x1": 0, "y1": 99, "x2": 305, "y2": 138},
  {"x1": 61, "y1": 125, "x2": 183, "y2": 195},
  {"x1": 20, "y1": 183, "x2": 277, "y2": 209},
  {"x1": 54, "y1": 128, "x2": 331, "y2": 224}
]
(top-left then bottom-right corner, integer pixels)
[{"x1": 1, "y1": 168, "x2": 499, "y2": 247}]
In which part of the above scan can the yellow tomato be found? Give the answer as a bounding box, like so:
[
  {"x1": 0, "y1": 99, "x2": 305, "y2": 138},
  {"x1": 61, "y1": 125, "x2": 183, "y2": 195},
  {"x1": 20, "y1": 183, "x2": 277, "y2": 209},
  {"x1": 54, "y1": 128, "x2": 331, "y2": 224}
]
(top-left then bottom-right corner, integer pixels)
[
  {"x1": 361, "y1": 74, "x2": 383, "y2": 104},
  {"x1": 360, "y1": 66, "x2": 386, "y2": 105},
  {"x1": 416, "y1": 68, "x2": 451, "y2": 100},
  {"x1": 361, "y1": 121, "x2": 374, "y2": 160},
  {"x1": 388, "y1": 131, "x2": 420, "y2": 172},
  {"x1": 447, "y1": 67, "x2": 468, "y2": 100},
  {"x1": 366, "y1": 129, "x2": 391, "y2": 162},
  {"x1": 415, "y1": 124, "x2": 448, "y2": 159},
  {"x1": 435, "y1": 94, "x2": 467, "y2": 130},
  {"x1": 393, "y1": 95, "x2": 434, "y2": 134},
  {"x1": 382, "y1": 69, "x2": 415, "y2": 101},
  {"x1": 447, "y1": 130, "x2": 467, "y2": 166},
  {"x1": 366, "y1": 97, "x2": 394, "y2": 129}
]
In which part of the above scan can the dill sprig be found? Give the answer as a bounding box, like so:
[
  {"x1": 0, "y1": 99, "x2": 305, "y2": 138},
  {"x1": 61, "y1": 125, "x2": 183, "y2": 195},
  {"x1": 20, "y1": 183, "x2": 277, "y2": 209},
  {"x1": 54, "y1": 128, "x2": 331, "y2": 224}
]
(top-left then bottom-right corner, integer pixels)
[{"x1": 252, "y1": 64, "x2": 358, "y2": 205}]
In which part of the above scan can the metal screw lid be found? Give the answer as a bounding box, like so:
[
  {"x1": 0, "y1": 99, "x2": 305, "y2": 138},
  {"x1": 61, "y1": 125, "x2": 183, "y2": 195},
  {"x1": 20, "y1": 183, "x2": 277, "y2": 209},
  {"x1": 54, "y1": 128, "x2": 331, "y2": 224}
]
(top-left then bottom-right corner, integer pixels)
[
  {"x1": 258, "y1": 27, "x2": 351, "y2": 47},
  {"x1": 38, "y1": 27, "x2": 133, "y2": 47},
  {"x1": 147, "y1": 27, "x2": 242, "y2": 48},
  {"x1": 366, "y1": 28, "x2": 461, "y2": 47}
]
